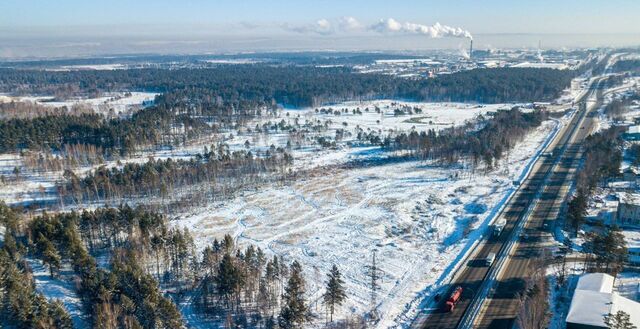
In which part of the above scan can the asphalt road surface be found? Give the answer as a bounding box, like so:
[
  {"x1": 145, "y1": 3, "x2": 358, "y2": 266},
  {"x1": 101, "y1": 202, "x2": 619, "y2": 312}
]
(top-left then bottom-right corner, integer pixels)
[{"x1": 412, "y1": 76, "x2": 605, "y2": 329}]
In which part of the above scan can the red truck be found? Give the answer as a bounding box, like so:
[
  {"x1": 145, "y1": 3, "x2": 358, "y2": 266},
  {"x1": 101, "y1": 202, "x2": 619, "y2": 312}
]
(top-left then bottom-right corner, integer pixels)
[{"x1": 443, "y1": 286, "x2": 463, "y2": 312}]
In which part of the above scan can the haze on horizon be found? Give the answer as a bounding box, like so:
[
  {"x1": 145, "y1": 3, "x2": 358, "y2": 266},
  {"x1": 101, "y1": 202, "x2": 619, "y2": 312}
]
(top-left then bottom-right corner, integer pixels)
[{"x1": 1, "y1": 0, "x2": 639, "y2": 59}]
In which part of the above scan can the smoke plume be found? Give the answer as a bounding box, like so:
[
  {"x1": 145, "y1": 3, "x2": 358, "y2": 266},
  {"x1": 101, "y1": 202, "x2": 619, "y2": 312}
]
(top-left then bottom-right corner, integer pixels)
[{"x1": 279, "y1": 17, "x2": 472, "y2": 40}]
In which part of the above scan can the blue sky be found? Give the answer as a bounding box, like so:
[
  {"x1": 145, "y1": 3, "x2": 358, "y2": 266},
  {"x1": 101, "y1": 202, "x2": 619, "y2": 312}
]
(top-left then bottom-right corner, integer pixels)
[
  {"x1": 2, "y1": 0, "x2": 639, "y2": 33},
  {"x1": 0, "y1": 0, "x2": 639, "y2": 58}
]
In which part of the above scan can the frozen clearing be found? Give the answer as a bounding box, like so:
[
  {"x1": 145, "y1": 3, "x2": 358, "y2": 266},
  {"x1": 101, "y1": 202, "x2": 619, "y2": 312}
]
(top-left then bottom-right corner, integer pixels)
[
  {"x1": 172, "y1": 103, "x2": 559, "y2": 327},
  {"x1": 26, "y1": 258, "x2": 89, "y2": 329},
  {"x1": 0, "y1": 100, "x2": 512, "y2": 207},
  {"x1": 1, "y1": 91, "x2": 158, "y2": 116}
]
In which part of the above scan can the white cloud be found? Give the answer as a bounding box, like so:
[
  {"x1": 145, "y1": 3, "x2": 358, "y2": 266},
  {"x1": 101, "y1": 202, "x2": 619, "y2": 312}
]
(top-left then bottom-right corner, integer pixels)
[
  {"x1": 281, "y1": 18, "x2": 333, "y2": 35},
  {"x1": 339, "y1": 16, "x2": 362, "y2": 31},
  {"x1": 370, "y1": 18, "x2": 403, "y2": 33},
  {"x1": 278, "y1": 17, "x2": 472, "y2": 39},
  {"x1": 315, "y1": 19, "x2": 332, "y2": 34},
  {"x1": 369, "y1": 18, "x2": 472, "y2": 39}
]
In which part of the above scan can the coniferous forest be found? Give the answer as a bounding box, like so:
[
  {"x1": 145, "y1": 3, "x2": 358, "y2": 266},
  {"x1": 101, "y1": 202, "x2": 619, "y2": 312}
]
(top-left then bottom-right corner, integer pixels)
[
  {"x1": 1, "y1": 203, "x2": 353, "y2": 328},
  {"x1": 3, "y1": 0, "x2": 640, "y2": 327},
  {"x1": 0, "y1": 52, "x2": 624, "y2": 329}
]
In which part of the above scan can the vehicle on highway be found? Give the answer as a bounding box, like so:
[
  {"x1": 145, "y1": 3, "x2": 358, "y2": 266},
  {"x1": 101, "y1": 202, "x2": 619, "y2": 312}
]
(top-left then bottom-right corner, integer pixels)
[
  {"x1": 491, "y1": 218, "x2": 506, "y2": 237},
  {"x1": 443, "y1": 286, "x2": 463, "y2": 312},
  {"x1": 485, "y1": 252, "x2": 496, "y2": 266}
]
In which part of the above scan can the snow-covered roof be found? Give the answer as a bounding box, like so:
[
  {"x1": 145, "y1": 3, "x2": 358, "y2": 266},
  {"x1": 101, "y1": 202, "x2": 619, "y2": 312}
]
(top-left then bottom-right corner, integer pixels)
[
  {"x1": 617, "y1": 192, "x2": 640, "y2": 206},
  {"x1": 611, "y1": 294, "x2": 640, "y2": 327},
  {"x1": 623, "y1": 230, "x2": 640, "y2": 250},
  {"x1": 628, "y1": 125, "x2": 640, "y2": 134},
  {"x1": 566, "y1": 290, "x2": 614, "y2": 328},
  {"x1": 566, "y1": 273, "x2": 640, "y2": 328},
  {"x1": 575, "y1": 273, "x2": 614, "y2": 293}
]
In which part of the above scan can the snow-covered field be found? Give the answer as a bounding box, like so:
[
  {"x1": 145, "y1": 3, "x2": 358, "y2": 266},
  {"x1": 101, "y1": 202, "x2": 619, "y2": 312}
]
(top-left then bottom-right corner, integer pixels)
[
  {"x1": 0, "y1": 154, "x2": 59, "y2": 205},
  {"x1": 615, "y1": 271, "x2": 640, "y2": 302},
  {"x1": 26, "y1": 258, "x2": 89, "y2": 329},
  {"x1": 170, "y1": 101, "x2": 561, "y2": 327},
  {"x1": 0, "y1": 98, "x2": 562, "y2": 327},
  {"x1": 511, "y1": 62, "x2": 569, "y2": 70},
  {"x1": 0, "y1": 91, "x2": 157, "y2": 116},
  {"x1": 0, "y1": 100, "x2": 511, "y2": 207}
]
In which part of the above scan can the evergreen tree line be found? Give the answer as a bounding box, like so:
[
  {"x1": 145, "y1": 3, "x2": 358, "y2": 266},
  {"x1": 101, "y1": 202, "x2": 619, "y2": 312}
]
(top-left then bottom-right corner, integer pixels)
[
  {"x1": 1, "y1": 204, "x2": 354, "y2": 328},
  {"x1": 1, "y1": 203, "x2": 185, "y2": 329},
  {"x1": 0, "y1": 66, "x2": 577, "y2": 108},
  {"x1": 177, "y1": 235, "x2": 350, "y2": 328},
  {"x1": 0, "y1": 202, "x2": 74, "y2": 329},
  {"x1": 563, "y1": 126, "x2": 628, "y2": 276},
  {"x1": 0, "y1": 106, "x2": 211, "y2": 155},
  {"x1": 611, "y1": 59, "x2": 640, "y2": 74},
  {"x1": 361, "y1": 108, "x2": 547, "y2": 170},
  {"x1": 59, "y1": 145, "x2": 293, "y2": 204},
  {"x1": 566, "y1": 126, "x2": 624, "y2": 233},
  {"x1": 71, "y1": 206, "x2": 351, "y2": 328},
  {"x1": 0, "y1": 66, "x2": 577, "y2": 156},
  {"x1": 584, "y1": 226, "x2": 628, "y2": 276}
]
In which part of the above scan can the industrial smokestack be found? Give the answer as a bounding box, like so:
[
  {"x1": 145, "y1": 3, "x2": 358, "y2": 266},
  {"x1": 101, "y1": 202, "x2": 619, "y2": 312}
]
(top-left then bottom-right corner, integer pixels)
[{"x1": 469, "y1": 39, "x2": 473, "y2": 60}]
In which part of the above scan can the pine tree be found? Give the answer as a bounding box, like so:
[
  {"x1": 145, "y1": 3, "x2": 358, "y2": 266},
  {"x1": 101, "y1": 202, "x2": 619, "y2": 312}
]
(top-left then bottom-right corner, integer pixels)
[
  {"x1": 604, "y1": 310, "x2": 637, "y2": 329},
  {"x1": 567, "y1": 191, "x2": 587, "y2": 234},
  {"x1": 50, "y1": 299, "x2": 74, "y2": 329},
  {"x1": 216, "y1": 253, "x2": 242, "y2": 308},
  {"x1": 223, "y1": 234, "x2": 235, "y2": 254},
  {"x1": 278, "y1": 261, "x2": 309, "y2": 329},
  {"x1": 602, "y1": 226, "x2": 628, "y2": 275},
  {"x1": 322, "y1": 264, "x2": 347, "y2": 323},
  {"x1": 37, "y1": 234, "x2": 61, "y2": 277}
]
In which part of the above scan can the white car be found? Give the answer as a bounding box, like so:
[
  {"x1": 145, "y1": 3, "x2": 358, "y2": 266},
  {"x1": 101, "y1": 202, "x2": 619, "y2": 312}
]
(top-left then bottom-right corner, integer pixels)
[{"x1": 485, "y1": 252, "x2": 496, "y2": 266}]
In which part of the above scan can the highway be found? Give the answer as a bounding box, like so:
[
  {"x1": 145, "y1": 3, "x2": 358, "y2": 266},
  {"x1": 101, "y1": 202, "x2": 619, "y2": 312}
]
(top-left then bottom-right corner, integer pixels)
[
  {"x1": 412, "y1": 76, "x2": 605, "y2": 329},
  {"x1": 470, "y1": 82, "x2": 603, "y2": 329}
]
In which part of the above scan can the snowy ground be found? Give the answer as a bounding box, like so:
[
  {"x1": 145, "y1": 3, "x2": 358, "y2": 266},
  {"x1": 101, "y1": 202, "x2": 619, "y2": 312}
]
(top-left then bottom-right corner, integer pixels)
[
  {"x1": 547, "y1": 74, "x2": 640, "y2": 328},
  {"x1": 0, "y1": 91, "x2": 158, "y2": 116},
  {"x1": 226, "y1": 100, "x2": 516, "y2": 170},
  {"x1": 591, "y1": 76, "x2": 640, "y2": 133},
  {"x1": 0, "y1": 153, "x2": 59, "y2": 206},
  {"x1": 171, "y1": 107, "x2": 560, "y2": 327},
  {"x1": 25, "y1": 258, "x2": 89, "y2": 329},
  {"x1": 547, "y1": 258, "x2": 584, "y2": 329},
  {"x1": 615, "y1": 271, "x2": 640, "y2": 302},
  {"x1": 0, "y1": 99, "x2": 560, "y2": 327},
  {"x1": 0, "y1": 100, "x2": 512, "y2": 207}
]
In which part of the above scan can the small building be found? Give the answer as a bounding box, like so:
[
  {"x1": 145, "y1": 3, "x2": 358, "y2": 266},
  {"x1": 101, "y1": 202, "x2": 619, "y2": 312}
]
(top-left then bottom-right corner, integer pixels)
[
  {"x1": 624, "y1": 230, "x2": 640, "y2": 266},
  {"x1": 617, "y1": 193, "x2": 640, "y2": 227},
  {"x1": 624, "y1": 125, "x2": 640, "y2": 141},
  {"x1": 566, "y1": 273, "x2": 640, "y2": 329}
]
